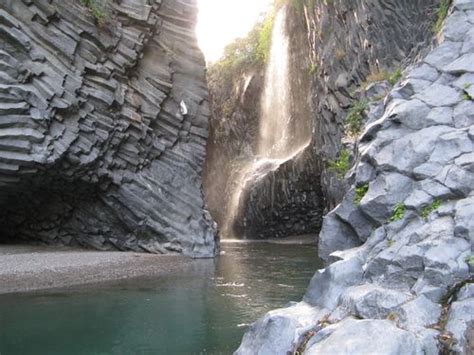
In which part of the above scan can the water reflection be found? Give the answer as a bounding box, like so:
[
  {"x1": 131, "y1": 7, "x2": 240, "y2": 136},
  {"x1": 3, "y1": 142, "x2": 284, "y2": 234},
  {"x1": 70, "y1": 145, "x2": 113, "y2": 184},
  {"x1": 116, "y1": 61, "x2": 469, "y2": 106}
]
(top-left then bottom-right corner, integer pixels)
[{"x1": 0, "y1": 243, "x2": 321, "y2": 354}]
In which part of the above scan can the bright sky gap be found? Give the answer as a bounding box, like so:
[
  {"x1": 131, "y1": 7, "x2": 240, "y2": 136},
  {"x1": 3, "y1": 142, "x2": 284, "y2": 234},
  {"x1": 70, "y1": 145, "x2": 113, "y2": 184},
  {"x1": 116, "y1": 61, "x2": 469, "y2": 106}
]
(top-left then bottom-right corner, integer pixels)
[{"x1": 196, "y1": 0, "x2": 273, "y2": 63}]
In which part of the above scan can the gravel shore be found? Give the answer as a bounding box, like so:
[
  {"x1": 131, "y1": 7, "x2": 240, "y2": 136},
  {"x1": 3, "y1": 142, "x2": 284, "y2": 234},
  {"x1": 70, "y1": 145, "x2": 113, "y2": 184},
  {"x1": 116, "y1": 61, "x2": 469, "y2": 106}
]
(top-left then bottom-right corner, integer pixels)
[{"x1": 0, "y1": 245, "x2": 194, "y2": 295}]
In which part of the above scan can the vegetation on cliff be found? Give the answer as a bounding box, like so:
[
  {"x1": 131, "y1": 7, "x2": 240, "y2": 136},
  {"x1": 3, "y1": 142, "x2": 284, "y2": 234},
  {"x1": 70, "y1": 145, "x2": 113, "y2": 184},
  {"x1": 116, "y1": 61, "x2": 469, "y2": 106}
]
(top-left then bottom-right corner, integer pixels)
[
  {"x1": 208, "y1": 0, "x2": 308, "y2": 81},
  {"x1": 433, "y1": 0, "x2": 452, "y2": 33},
  {"x1": 79, "y1": 0, "x2": 109, "y2": 27}
]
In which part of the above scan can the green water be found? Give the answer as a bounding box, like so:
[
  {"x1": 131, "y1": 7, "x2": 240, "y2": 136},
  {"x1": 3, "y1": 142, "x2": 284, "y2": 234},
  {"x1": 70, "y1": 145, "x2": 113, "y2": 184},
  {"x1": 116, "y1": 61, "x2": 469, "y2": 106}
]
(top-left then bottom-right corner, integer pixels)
[{"x1": 0, "y1": 242, "x2": 321, "y2": 355}]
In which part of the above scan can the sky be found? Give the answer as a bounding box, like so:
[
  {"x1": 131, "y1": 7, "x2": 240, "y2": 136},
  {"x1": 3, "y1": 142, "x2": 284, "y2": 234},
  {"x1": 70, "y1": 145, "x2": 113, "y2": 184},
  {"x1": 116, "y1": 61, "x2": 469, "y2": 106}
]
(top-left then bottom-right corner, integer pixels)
[{"x1": 196, "y1": 0, "x2": 273, "y2": 63}]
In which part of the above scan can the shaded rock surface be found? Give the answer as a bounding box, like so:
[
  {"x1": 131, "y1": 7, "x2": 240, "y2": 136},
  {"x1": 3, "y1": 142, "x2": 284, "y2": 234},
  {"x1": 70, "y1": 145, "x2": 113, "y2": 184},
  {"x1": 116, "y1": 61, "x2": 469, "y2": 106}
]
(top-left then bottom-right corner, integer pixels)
[
  {"x1": 206, "y1": 0, "x2": 439, "y2": 240},
  {"x1": 296, "y1": 0, "x2": 441, "y2": 213},
  {"x1": 0, "y1": 0, "x2": 217, "y2": 257},
  {"x1": 236, "y1": 1, "x2": 473, "y2": 353},
  {"x1": 204, "y1": 64, "x2": 265, "y2": 236}
]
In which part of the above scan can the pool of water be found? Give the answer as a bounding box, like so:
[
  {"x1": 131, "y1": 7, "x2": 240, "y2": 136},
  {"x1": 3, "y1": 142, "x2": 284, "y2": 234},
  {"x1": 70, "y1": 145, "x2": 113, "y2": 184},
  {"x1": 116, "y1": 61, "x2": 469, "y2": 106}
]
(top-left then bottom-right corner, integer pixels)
[{"x1": 0, "y1": 242, "x2": 321, "y2": 354}]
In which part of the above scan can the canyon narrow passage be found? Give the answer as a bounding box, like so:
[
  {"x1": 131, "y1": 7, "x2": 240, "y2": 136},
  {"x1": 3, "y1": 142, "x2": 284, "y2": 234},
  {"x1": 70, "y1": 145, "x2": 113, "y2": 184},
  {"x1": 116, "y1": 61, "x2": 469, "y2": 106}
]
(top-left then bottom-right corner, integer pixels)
[{"x1": 213, "y1": 6, "x2": 315, "y2": 239}]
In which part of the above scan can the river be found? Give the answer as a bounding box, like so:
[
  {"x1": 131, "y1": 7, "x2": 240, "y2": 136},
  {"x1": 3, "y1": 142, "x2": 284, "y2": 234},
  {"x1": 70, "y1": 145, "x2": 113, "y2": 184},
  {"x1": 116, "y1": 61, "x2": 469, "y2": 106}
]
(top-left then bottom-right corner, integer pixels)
[{"x1": 0, "y1": 242, "x2": 321, "y2": 354}]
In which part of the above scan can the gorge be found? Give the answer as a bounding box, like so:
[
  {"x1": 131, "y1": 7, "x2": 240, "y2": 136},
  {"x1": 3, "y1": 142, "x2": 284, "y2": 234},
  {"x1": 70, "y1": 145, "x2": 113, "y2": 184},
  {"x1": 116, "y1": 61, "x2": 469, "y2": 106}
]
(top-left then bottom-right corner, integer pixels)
[{"x1": 0, "y1": 0, "x2": 473, "y2": 354}]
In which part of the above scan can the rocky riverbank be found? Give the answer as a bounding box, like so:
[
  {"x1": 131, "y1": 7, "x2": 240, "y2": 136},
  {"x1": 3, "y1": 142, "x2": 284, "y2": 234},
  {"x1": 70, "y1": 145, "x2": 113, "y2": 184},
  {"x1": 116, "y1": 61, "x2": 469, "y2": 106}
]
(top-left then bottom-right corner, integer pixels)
[{"x1": 236, "y1": 1, "x2": 474, "y2": 354}]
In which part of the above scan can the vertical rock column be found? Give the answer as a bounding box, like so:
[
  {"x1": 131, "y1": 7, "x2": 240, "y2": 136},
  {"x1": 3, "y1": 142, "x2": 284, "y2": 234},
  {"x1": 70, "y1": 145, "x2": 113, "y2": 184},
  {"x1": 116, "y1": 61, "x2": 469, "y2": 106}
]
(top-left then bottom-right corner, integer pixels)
[{"x1": 0, "y1": 0, "x2": 217, "y2": 257}]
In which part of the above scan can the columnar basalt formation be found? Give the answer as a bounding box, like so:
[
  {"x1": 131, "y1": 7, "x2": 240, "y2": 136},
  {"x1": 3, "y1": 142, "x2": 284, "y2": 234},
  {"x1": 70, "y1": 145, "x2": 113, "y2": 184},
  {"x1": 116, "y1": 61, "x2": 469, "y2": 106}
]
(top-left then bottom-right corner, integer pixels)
[
  {"x1": 304, "y1": 0, "x2": 441, "y2": 211},
  {"x1": 204, "y1": 66, "x2": 264, "y2": 236},
  {"x1": 0, "y1": 0, "x2": 217, "y2": 257},
  {"x1": 237, "y1": 1, "x2": 474, "y2": 353}
]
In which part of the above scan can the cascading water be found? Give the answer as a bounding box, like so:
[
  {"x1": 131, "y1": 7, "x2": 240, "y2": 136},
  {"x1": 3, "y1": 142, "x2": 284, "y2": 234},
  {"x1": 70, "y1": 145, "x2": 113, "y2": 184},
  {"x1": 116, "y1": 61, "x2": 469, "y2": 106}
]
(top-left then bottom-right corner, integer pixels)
[
  {"x1": 222, "y1": 6, "x2": 311, "y2": 238},
  {"x1": 258, "y1": 7, "x2": 292, "y2": 159}
]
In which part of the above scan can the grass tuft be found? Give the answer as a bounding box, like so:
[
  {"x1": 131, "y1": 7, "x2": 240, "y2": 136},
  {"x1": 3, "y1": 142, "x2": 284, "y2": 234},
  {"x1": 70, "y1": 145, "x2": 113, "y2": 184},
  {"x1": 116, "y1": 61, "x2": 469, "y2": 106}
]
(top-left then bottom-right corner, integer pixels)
[
  {"x1": 345, "y1": 100, "x2": 368, "y2": 136},
  {"x1": 462, "y1": 91, "x2": 473, "y2": 101},
  {"x1": 362, "y1": 68, "x2": 403, "y2": 89},
  {"x1": 433, "y1": 0, "x2": 452, "y2": 34},
  {"x1": 389, "y1": 202, "x2": 406, "y2": 222},
  {"x1": 388, "y1": 68, "x2": 403, "y2": 86},
  {"x1": 328, "y1": 149, "x2": 351, "y2": 178},
  {"x1": 354, "y1": 184, "x2": 369, "y2": 205},
  {"x1": 421, "y1": 198, "x2": 442, "y2": 220}
]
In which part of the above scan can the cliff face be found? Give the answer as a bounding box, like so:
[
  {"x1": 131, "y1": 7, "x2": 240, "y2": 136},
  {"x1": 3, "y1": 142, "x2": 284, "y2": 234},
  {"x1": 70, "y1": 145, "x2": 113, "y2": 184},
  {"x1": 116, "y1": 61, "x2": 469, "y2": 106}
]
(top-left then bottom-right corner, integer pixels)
[
  {"x1": 235, "y1": 5, "x2": 323, "y2": 239},
  {"x1": 205, "y1": 5, "x2": 323, "y2": 239},
  {"x1": 0, "y1": 0, "x2": 217, "y2": 257},
  {"x1": 305, "y1": 0, "x2": 441, "y2": 211},
  {"x1": 204, "y1": 64, "x2": 265, "y2": 236},
  {"x1": 237, "y1": 0, "x2": 474, "y2": 353},
  {"x1": 206, "y1": 0, "x2": 439, "y2": 240}
]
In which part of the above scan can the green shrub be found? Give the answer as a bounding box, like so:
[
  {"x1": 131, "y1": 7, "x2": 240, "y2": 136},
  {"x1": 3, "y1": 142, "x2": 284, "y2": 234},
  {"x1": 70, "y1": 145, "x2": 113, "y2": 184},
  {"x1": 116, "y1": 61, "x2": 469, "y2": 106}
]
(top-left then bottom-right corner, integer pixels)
[
  {"x1": 354, "y1": 184, "x2": 369, "y2": 205},
  {"x1": 256, "y1": 14, "x2": 275, "y2": 64},
  {"x1": 328, "y1": 149, "x2": 351, "y2": 178},
  {"x1": 389, "y1": 202, "x2": 406, "y2": 222},
  {"x1": 80, "y1": 0, "x2": 107, "y2": 27},
  {"x1": 208, "y1": 9, "x2": 276, "y2": 80},
  {"x1": 433, "y1": 0, "x2": 452, "y2": 34},
  {"x1": 388, "y1": 68, "x2": 403, "y2": 86},
  {"x1": 421, "y1": 198, "x2": 442, "y2": 219},
  {"x1": 345, "y1": 100, "x2": 368, "y2": 136}
]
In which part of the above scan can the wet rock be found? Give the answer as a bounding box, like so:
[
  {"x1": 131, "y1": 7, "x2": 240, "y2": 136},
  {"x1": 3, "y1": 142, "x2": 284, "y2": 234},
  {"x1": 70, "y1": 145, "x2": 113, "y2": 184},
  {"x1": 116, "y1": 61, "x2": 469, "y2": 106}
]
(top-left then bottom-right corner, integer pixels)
[
  {"x1": 416, "y1": 84, "x2": 461, "y2": 107},
  {"x1": 453, "y1": 196, "x2": 474, "y2": 241},
  {"x1": 359, "y1": 173, "x2": 413, "y2": 225},
  {"x1": 235, "y1": 302, "x2": 324, "y2": 355}
]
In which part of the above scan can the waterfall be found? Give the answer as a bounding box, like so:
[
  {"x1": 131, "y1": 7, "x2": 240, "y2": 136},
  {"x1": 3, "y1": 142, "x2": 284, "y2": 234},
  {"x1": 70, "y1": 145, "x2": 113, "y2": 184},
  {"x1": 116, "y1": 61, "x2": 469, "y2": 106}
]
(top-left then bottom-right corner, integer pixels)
[
  {"x1": 258, "y1": 7, "x2": 292, "y2": 159},
  {"x1": 222, "y1": 5, "x2": 311, "y2": 239}
]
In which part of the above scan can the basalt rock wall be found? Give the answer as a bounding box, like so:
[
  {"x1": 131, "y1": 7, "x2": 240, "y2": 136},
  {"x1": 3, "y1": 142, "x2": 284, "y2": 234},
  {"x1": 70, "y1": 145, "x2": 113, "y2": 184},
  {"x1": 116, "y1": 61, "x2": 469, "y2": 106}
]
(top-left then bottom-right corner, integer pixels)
[
  {"x1": 204, "y1": 65, "x2": 265, "y2": 234},
  {"x1": 0, "y1": 0, "x2": 217, "y2": 257},
  {"x1": 236, "y1": 148, "x2": 324, "y2": 239},
  {"x1": 304, "y1": 0, "x2": 440, "y2": 211},
  {"x1": 237, "y1": 1, "x2": 474, "y2": 354}
]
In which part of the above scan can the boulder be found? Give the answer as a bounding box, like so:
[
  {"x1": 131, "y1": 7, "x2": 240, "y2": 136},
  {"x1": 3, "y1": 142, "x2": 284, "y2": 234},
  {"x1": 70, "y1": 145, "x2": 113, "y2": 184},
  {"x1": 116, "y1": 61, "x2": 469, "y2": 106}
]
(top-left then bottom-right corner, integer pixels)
[{"x1": 305, "y1": 319, "x2": 423, "y2": 355}]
